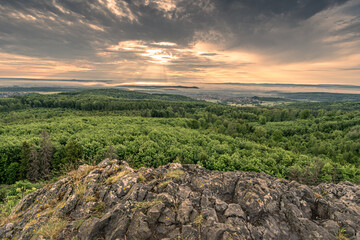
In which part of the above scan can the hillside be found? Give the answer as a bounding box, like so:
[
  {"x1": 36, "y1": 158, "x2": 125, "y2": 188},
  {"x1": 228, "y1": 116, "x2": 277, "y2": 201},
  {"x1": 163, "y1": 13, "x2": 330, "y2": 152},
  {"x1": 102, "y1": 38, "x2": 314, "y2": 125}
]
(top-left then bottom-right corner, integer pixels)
[
  {"x1": 62, "y1": 89, "x2": 198, "y2": 102},
  {"x1": 0, "y1": 89, "x2": 360, "y2": 187},
  {"x1": 1, "y1": 159, "x2": 359, "y2": 240}
]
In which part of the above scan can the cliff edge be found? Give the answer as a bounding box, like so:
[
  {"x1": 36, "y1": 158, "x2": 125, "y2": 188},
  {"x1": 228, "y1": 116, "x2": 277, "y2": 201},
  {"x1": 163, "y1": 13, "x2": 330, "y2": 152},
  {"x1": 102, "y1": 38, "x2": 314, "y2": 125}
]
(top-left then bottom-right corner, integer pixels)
[{"x1": 1, "y1": 159, "x2": 359, "y2": 240}]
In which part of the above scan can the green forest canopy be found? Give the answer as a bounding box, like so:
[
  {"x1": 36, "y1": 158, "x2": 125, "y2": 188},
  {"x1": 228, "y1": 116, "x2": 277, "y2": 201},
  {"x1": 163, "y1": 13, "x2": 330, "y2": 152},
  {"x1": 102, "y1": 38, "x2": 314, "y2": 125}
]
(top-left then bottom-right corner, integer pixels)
[{"x1": 0, "y1": 89, "x2": 359, "y2": 186}]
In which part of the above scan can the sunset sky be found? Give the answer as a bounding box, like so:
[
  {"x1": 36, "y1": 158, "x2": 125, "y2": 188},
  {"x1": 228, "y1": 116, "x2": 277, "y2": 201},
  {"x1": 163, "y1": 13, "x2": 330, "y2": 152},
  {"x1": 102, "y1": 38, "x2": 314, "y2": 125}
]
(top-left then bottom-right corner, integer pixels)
[{"x1": 0, "y1": 0, "x2": 360, "y2": 86}]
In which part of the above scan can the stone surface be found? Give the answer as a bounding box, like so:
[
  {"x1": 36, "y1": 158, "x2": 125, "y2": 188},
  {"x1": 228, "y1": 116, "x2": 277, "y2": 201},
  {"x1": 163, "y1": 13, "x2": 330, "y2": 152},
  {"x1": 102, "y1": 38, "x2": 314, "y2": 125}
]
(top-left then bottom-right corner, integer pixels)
[{"x1": 1, "y1": 158, "x2": 360, "y2": 240}]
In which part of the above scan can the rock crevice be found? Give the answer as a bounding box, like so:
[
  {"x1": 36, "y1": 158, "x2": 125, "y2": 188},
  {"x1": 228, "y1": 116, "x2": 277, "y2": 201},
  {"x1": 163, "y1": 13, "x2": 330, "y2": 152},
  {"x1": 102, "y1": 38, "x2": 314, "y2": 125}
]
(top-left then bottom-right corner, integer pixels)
[{"x1": 1, "y1": 159, "x2": 360, "y2": 240}]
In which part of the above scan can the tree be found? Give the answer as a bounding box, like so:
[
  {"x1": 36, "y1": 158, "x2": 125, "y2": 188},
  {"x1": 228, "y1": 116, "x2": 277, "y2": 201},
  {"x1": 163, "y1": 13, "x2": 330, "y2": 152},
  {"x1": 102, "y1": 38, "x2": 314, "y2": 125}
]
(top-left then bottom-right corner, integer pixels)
[
  {"x1": 6, "y1": 162, "x2": 19, "y2": 184},
  {"x1": 272, "y1": 129, "x2": 284, "y2": 142},
  {"x1": 19, "y1": 141, "x2": 31, "y2": 180},
  {"x1": 189, "y1": 119, "x2": 200, "y2": 129},
  {"x1": 300, "y1": 109, "x2": 311, "y2": 119},
  {"x1": 65, "y1": 138, "x2": 83, "y2": 163},
  {"x1": 0, "y1": 154, "x2": 9, "y2": 183},
  {"x1": 106, "y1": 145, "x2": 118, "y2": 160},
  {"x1": 259, "y1": 115, "x2": 267, "y2": 125},
  {"x1": 39, "y1": 130, "x2": 53, "y2": 179},
  {"x1": 254, "y1": 126, "x2": 267, "y2": 139},
  {"x1": 27, "y1": 145, "x2": 40, "y2": 182}
]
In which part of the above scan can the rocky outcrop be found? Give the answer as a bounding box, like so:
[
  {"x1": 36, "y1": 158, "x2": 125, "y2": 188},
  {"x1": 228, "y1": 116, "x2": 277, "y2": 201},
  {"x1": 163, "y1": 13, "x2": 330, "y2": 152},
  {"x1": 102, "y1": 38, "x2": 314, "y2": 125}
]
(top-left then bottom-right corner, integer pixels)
[{"x1": 1, "y1": 159, "x2": 360, "y2": 240}]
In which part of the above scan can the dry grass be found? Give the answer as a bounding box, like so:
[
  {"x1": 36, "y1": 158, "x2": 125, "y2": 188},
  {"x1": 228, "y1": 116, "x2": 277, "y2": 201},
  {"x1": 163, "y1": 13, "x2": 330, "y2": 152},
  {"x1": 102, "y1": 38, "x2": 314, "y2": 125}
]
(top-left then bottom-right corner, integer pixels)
[
  {"x1": 314, "y1": 192, "x2": 323, "y2": 199},
  {"x1": 133, "y1": 198, "x2": 163, "y2": 212},
  {"x1": 75, "y1": 183, "x2": 87, "y2": 199},
  {"x1": 158, "y1": 180, "x2": 173, "y2": 189},
  {"x1": 193, "y1": 213, "x2": 203, "y2": 240},
  {"x1": 166, "y1": 169, "x2": 185, "y2": 180},
  {"x1": 193, "y1": 214, "x2": 203, "y2": 227},
  {"x1": 74, "y1": 218, "x2": 85, "y2": 230},
  {"x1": 86, "y1": 195, "x2": 96, "y2": 202},
  {"x1": 106, "y1": 170, "x2": 131, "y2": 185},
  {"x1": 0, "y1": 213, "x2": 19, "y2": 227},
  {"x1": 34, "y1": 217, "x2": 68, "y2": 240},
  {"x1": 137, "y1": 173, "x2": 146, "y2": 183},
  {"x1": 68, "y1": 165, "x2": 96, "y2": 182},
  {"x1": 91, "y1": 201, "x2": 106, "y2": 218}
]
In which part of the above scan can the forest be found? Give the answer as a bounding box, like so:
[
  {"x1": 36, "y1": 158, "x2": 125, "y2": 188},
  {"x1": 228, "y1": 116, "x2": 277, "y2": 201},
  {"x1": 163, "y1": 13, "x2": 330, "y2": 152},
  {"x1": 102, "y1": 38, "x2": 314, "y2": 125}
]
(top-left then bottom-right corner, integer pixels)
[{"x1": 0, "y1": 89, "x2": 359, "y2": 190}]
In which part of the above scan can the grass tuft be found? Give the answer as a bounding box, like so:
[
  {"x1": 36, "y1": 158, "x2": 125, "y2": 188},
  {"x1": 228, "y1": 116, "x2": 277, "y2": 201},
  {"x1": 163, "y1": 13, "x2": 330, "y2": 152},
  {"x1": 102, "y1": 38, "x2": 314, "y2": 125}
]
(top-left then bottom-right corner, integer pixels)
[
  {"x1": 158, "y1": 179, "x2": 173, "y2": 189},
  {"x1": 106, "y1": 170, "x2": 131, "y2": 185},
  {"x1": 85, "y1": 195, "x2": 96, "y2": 202},
  {"x1": 165, "y1": 169, "x2": 185, "y2": 180},
  {"x1": 75, "y1": 183, "x2": 86, "y2": 199},
  {"x1": 133, "y1": 198, "x2": 163, "y2": 212},
  {"x1": 193, "y1": 214, "x2": 203, "y2": 227},
  {"x1": 336, "y1": 225, "x2": 350, "y2": 240},
  {"x1": 137, "y1": 173, "x2": 146, "y2": 183},
  {"x1": 34, "y1": 217, "x2": 67, "y2": 240},
  {"x1": 91, "y1": 201, "x2": 106, "y2": 217}
]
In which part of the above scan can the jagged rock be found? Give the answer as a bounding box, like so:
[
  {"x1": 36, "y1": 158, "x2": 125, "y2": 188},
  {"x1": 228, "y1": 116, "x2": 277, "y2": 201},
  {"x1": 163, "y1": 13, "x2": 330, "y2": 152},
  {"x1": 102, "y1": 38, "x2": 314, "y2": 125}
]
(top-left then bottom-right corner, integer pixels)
[
  {"x1": 215, "y1": 199, "x2": 228, "y2": 213},
  {"x1": 1, "y1": 158, "x2": 360, "y2": 240},
  {"x1": 177, "y1": 199, "x2": 195, "y2": 224},
  {"x1": 56, "y1": 193, "x2": 79, "y2": 217},
  {"x1": 147, "y1": 202, "x2": 166, "y2": 224},
  {"x1": 127, "y1": 212, "x2": 152, "y2": 240},
  {"x1": 224, "y1": 203, "x2": 245, "y2": 219},
  {"x1": 158, "y1": 208, "x2": 176, "y2": 226}
]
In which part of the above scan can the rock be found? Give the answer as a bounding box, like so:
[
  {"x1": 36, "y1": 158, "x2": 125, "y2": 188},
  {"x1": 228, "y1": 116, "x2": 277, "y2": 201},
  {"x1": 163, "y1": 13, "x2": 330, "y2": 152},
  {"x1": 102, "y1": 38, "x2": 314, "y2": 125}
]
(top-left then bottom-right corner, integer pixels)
[
  {"x1": 158, "y1": 208, "x2": 176, "y2": 226},
  {"x1": 1, "y1": 159, "x2": 360, "y2": 240},
  {"x1": 181, "y1": 225, "x2": 198, "y2": 239},
  {"x1": 224, "y1": 204, "x2": 245, "y2": 219},
  {"x1": 215, "y1": 199, "x2": 228, "y2": 213},
  {"x1": 201, "y1": 207, "x2": 218, "y2": 225},
  {"x1": 127, "y1": 212, "x2": 152, "y2": 240},
  {"x1": 56, "y1": 193, "x2": 79, "y2": 217},
  {"x1": 156, "y1": 224, "x2": 177, "y2": 236},
  {"x1": 321, "y1": 220, "x2": 339, "y2": 236},
  {"x1": 177, "y1": 199, "x2": 195, "y2": 224},
  {"x1": 147, "y1": 202, "x2": 166, "y2": 224}
]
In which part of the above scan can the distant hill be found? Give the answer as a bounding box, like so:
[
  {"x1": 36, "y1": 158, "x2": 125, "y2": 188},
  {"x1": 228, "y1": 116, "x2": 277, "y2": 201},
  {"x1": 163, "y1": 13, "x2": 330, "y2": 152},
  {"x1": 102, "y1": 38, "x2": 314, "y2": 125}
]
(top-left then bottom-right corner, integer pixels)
[
  {"x1": 277, "y1": 92, "x2": 360, "y2": 102},
  {"x1": 63, "y1": 88, "x2": 198, "y2": 102},
  {"x1": 0, "y1": 86, "x2": 79, "y2": 92}
]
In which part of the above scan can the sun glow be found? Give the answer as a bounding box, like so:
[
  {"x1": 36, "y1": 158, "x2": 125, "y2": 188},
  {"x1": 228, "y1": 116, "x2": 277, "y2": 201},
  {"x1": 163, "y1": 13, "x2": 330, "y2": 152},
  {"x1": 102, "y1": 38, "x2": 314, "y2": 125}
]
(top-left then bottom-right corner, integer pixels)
[
  {"x1": 120, "y1": 81, "x2": 175, "y2": 86},
  {"x1": 141, "y1": 49, "x2": 178, "y2": 64}
]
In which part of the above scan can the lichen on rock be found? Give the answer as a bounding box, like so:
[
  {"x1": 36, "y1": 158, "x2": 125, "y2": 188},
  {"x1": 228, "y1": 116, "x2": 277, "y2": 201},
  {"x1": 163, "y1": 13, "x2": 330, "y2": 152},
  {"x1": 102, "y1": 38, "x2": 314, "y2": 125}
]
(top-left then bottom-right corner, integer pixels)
[{"x1": 1, "y1": 158, "x2": 360, "y2": 240}]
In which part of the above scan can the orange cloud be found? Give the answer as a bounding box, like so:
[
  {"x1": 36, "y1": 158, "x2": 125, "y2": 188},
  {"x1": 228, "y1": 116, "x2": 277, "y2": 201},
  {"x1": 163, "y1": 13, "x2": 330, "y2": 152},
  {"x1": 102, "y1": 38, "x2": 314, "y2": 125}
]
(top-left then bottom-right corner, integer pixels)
[{"x1": 1, "y1": 40, "x2": 360, "y2": 86}]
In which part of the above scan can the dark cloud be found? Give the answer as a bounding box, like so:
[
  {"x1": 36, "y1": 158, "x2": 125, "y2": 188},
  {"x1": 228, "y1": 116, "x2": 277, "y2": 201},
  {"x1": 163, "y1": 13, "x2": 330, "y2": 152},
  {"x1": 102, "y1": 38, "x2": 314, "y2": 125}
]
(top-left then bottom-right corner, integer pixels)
[
  {"x1": 0, "y1": 0, "x2": 358, "y2": 64},
  {"x1": 213, "y1": 0, "x2": 349, "y2": 20}
]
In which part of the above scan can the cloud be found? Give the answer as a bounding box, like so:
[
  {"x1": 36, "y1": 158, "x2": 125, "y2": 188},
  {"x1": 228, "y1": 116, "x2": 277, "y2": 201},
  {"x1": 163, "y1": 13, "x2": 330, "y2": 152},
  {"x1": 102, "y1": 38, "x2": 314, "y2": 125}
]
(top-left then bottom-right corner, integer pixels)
[{"x1": 0, "y1": 0, "x2": 359, "y2": 85}]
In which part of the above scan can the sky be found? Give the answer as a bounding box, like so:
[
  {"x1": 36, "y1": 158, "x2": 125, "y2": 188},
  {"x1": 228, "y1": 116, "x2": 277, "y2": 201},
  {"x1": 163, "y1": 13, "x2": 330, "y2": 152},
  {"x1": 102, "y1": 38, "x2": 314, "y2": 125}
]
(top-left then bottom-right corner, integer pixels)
[{"x1": 0, "y1": 0, "x2": 360, "y2": 86}]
